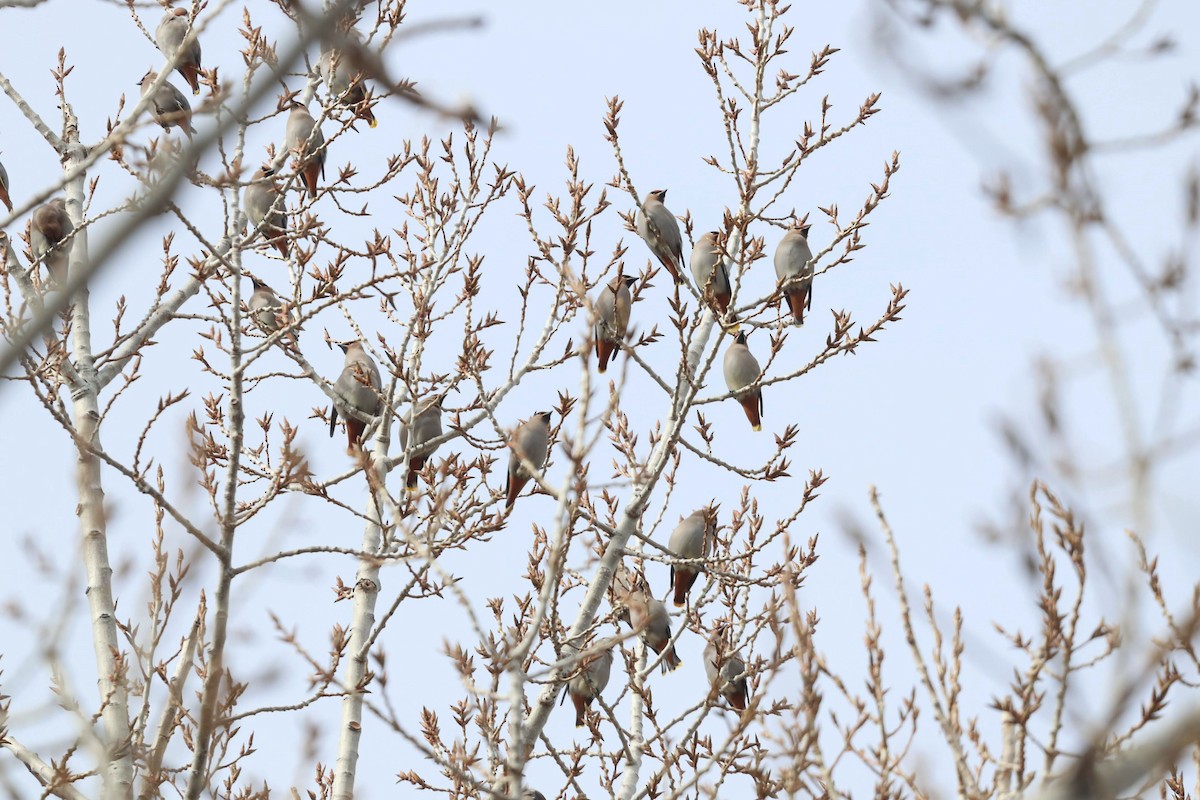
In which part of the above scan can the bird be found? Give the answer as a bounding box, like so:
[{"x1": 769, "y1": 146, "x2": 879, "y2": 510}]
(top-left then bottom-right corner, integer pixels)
[
  {"x1": 594, "y1": 274, "x2": 636, "y2": 373},
  {"x1": 138, "y1": 70, "x2": 195, "y2": 138},
  {"x1": 30, "y1": 198, "x2": 73, "y2": 287},
  {"x1": 561, "y1": 643, "x2": 613, "y2": 727},
  {"x1": 284, "y1": 102, "x2": 326, "y2": 200},
  {"x1": 774, "y1": 220, "x2": 814, "y2": 324},
  {"x1": 635, "y1": 189, "x2": 684, "y2": 283},
  {"x1": 329, "y1": 340, "x2": 382, "y2": 452},
  {"x1": 399, "y1": 393, "x2": 444, "y2": 492},
  {"x1": 0, "y1": 155, "x2": 12, "y2": 213},
  {"x1": 668, "y1": 505, "x2": 716, "y2": 608},
  {"x1": 704, "y1": 623, "x2": 748, "y2": 711},
  {"x1": 689, "y1": 230, "x2": 736, "y2": 328},
  {"x1": 243, "y1": 166, "x2": 288, "y2": 258},
  {"x1": 623, "y1": 589, "x2": 681, "y2": 673},
  {"x1": 247, "y1": 278, "x2": 295, "y2": 336},
  {"x1": 155, "y1": 8, "x2": 203, "y2": 96},
  {"x1": 317, "y1": 46, "x2": 377, "y2": 128},
  {"x1": 505, "y1": 411, "x2": 551, "y2": 510},
  {"x1": 723, "y1": 331, "x2": 763, "y2": 431}
]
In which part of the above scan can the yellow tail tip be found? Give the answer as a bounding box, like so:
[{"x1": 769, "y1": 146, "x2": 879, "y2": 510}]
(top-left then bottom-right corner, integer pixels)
[
  {"x1": 405, "y1": 485, "x2": 418, "y2": 495},
  {"x1": 369, "y1": 118, "x2": 379, "y2": 129},
  {"x1": 192, "y1": 88, "x2": 200, "y2": 96},
  {"x1": 752, "y1": 424, "x2": 762, "y2": 432},
  {"x1": 673, "y1": 600, "x2": 684, "y2": 608}
]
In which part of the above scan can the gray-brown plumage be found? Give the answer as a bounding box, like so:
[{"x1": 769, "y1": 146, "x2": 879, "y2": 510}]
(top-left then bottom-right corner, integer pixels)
[
  {"x1": 668, "y1": 505, "x2": 716, "y2": 608},
  {"x1": 723, "y1": 331, "x2": 763, "y2": 431},
  {"x1": 318, "y1": 46, "x2": 376, "y2": 128},
  {"x1": 620, "y1": 588, "x2": 681, "y2": 673},
  {"x1": 635, "y1": 189, "x2": 684, "y2": 283},
  {"x1": 774, "y1": 221, "x2": 814, "y2": 324},
  {"x1": 329, "y1": 341, "x2": 382, "y2": 452},
  {"x1": 247, "y1": 278, "x2": 297, "y2": 336},
  {"x1": 399, "y1": 393, "x2": 444, "y2": 492},
  {"x1": 505, "y1": 411, "x2": 551, "y2": 510},
  {"x1": 689, "y1": 230, "x2": 735, "y2": 326},
  {"x1": 284, "y1": 103, "x2": 326, "y2": 200},
  {"x1": 155, "y1": 8, "x2": 203, "y2": 95},
  {"x1": 30, "y1": 198, "x2": 72, "y2": 287},
  {"x1": 608, "y1": 562, "x2": 642, "y2": 621},
  {"x1": 139, "y1": 70, "x2": 195, "y2": 138},
  {"x1": 243, "y1": 166, "x2": 288, "y2": 257},
  {"x1": 704, "y1": 624, "x2": 748, "y2": 711},
  {"x1": 561, "y1": 643, "x2": 613, "y2": 727},
  {"x1": 0, "y1": 156, "x2": 11, "y2": 213},
  {"x1": 594, "y1": 274, "x2": 636, "y2": 373}
]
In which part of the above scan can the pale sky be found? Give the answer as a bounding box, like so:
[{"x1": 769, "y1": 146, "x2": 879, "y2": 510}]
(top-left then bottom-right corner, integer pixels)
[{"x1": 1, "y1": 1, "x2": 1199, "y2": 797}]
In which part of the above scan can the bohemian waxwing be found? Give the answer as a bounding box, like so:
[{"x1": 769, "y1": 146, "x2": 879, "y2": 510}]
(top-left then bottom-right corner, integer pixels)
[
  {"x1": 317, "y1": 45, "x2": 377, "y2": 128},
  {"x1": 620, "y1": 588, "x2": 681, "y2": 673},
  {"x1": 774, "y1": 220, "x2": 814, "y2": 324},
  {"x1": 704, "y1": 623, "x2": 748, "y2": 711},
  {"x1": 30, "y1": 198, "x2": 72, "y2": 287},
  {"x1": 689, "y1": 230, "x2": 737, "y2": 329},
  {"x1": 247, "y1": 278, "x2": 297, "y2": 336},
  {"x1": 399, "y1": 393, "x2": 444, "y2": 492},
  {"x1": 668, "y1": 505, "x2": 716, "y2": 608},
  {"x1": 594, "y1": 273, "x2": 636, "y2": 373},
  {"x1": 284, "y1": 102, "x2": 326, "y2": 200},
  {"x1": 635, "y1": 189, "x2": 684, "y2": 284},
  {"x1": 155, "y1": 8, "x2": 203, "y2": 96},
  {"x1": 723, "y1": 331, "x2": 763, "y2": 431},
  {"x1": 0, "y1": 155, "x2": 11, "y2": 213},
  {"x1": 561, "y1": 642, "x2": 614, "y2": 727},
  {"x1": 243, "y1": 166, "x2": 288, "y2": 258},
  {"x1": 330, "y1": 341, "x2": 382, "y2": 452},
  {"x1": 139, "y1": 70, "x2": 195, "y2": 138},
  {"x1": 505, "y1": 411, "x2": 551, "y2": 510}
]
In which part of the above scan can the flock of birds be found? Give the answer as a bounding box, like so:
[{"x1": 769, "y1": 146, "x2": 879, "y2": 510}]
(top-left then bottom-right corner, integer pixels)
[{"x1": 0, "y1": 5, "x2": 825, "y2": 774}]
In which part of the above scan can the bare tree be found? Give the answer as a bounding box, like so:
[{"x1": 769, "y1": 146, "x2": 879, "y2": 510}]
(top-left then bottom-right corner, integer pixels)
[{"x1": 4, "y1": 1, "x2": 1197, "y2": 800}]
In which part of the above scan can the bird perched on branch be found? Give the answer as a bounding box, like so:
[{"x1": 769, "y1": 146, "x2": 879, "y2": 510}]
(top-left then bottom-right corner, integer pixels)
[
  {"x1": 247, "y1": 279, "x2": 296, "y2": 338},
  {"x1": 0, "y1": 156, "x2": 12, "y2": 213},
  {"x1": 704, "y1": 622, "x2": 748, "y2": 711},
  {"x1": 155, "y1": 8, "x2": 203, "y2": 96},
  {"x1": 635, "y1": 189, "x2": 684, "y2": 284},
  {"x1": 723, "y1": 331, "x2": 763, "y2": 431},
  {"x1": 775, "y1": 219, "x2": 814, "y2": 324},
  {"x1": 618, "y1": 587, "x2": 681, "y2": 673},
  {"x1": 399, "y1": 393, "x2": 445, "y2": 492},
  {"x1": 561, "y1": 642, "x2": 613, "y2": 727},
  {"x1": 284, "y1": 102, "x2": 326, "y2": 200},
  {"x1": 505, "y1": 411, "x2": 551, "y2": 510},
  {"x1": 690, "y1": 230, "x2": 737, "y2": 329},
  {"x1": 138, "y1": 70, "x2": 195, "y2": 138},
  {"x1": 243, "y1": 166, "x2": 288, "y2": 258},
  {"x1": 318, "y1": 45, "x2": 377, "y2": 128},
  {"x1": 330, "y1": 340, "x2": 381, "y2": 453},
  {"x1": 30, "y1": 198, "x2": 72, "y2": 287},
  {"x1": 594, "y1": 273, "x2": 636, "y2": 373},
  {"x1": 668, "y1": 505, "x2": 716, "y2": 608}
]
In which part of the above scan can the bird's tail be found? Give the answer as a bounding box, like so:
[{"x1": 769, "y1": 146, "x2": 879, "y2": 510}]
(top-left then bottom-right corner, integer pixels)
[
  {"x1": 181, "y1": 64, "x2": 200, "y2": 96},
  {"x1": 406, "y1": 456, "x2": 426, "y2": 493},
  {"x1": 738, "y1": 394, "x2": 762, "y2": 432}
]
